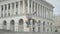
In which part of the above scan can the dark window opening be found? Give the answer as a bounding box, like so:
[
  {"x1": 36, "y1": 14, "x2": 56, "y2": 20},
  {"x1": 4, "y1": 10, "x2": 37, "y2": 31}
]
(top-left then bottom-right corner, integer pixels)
[
  {"x1": 16, "y1": 2, "x2": 18, "y2": 8},
  {"x1": 5, "y1": 4, "x2": 7, "y2": 10},
  {"x1": 1, "y1": 5, "x2": 3, "y2": 11},
  {"x1": 8, "y1": 4, "x2": 10, "y2": 10},
  {"x1": 12, "y1": 3, "x2": 14, "y2": 9}
]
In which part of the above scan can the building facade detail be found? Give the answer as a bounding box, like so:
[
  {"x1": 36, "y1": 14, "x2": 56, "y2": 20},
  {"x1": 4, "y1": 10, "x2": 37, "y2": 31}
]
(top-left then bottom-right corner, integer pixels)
[{"x1": 0, "y1": 0, "x2": 54, "y2": 32}]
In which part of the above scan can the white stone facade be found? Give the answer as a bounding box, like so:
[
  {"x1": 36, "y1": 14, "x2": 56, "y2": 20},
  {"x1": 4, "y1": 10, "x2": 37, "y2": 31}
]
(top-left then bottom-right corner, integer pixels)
[{"x1": 0, "y1": 0, "x2": 54, "y2": 32}]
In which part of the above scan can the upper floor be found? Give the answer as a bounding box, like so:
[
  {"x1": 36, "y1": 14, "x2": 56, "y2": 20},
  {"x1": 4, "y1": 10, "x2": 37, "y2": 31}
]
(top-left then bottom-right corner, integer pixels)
[{"x1": 0, "y1": 0, "x2": 54, "y2": 20}]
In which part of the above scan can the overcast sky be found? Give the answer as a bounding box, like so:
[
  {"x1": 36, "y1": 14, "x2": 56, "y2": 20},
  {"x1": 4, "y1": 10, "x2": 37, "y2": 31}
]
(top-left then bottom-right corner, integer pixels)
[{"x1": 46, "y1": 0, "x2": 60, "y2": 16}]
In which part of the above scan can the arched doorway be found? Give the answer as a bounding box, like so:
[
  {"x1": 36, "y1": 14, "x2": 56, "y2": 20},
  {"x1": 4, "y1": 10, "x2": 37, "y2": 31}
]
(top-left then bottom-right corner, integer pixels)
[
  {"x1": 3, "y1": 20, "x2": 7, "y2": 30},
  {"x1": 18, "y1": 19, "x2": 24, "y2": 32},
  {"x1": 10, "y1": 20, "x2": 15, "y2": 31}
]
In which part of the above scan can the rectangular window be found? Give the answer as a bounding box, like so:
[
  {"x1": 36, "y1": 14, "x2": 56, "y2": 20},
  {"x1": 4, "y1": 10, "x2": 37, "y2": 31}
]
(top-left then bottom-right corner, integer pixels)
[
  {"x1": 33, "y1": 27, "x2": 35, "y2": 32},
  {"x1": 8, "y1": 13, "x2": 10, "y2": 16},
  {"x1": 20, "y1": 1, "x2": 23, "y2": 7},
  {"x1": 25, "y1": 0, "x2": 28, "y2": 7},
  {"x1": 33, "y1": 1, "x2": 34, "y2": 12},
  {"x1": 29, "y1": 0, "x2": 31, "y2": 8},
  {"x1": 1, "y1": 5, "x2": 3, "y2": 11},
  {"x1": 8, "y1": 4, "x2": 10, "y2": 10},
  {"x1": 12, "y1": 3, "x2": 14, "y2": 9},
  {"x1": 38, "y1": 27, "x2": 40, "y2": 32},
  {"x1": 16, "y1": 2, "x2": 18, "y2": 8},
  {"x1": 5, "y1": 4, "x2": 7, "y2": 10},
  {"x1": 16, "y1": 12, "x2": 17, "y2": 15}
]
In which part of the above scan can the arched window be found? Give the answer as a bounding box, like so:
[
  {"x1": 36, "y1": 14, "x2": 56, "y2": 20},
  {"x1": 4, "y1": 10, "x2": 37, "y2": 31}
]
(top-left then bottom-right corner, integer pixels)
[
  {"x1": 43, "y1": 21, "x2": 45, "y2": 25},
  {"x1": 32, "y1": 19, "x2": 36, "y2": 32},
  {"x1": 50, "y1": 23, "x2": 52, "y2": 32},
  {"x1": 38, "y1": 20, "x2": 40, "y2": 26},
  {"x1": 10, "y1": 20, "x2": 14, "y2": 25},
  {"x1": 32, "y1": 19, "x2": 36, "y2": 25},
  {"x1": 18, "y1": 19, "x2": 24, "y2": 32},
  {"x1": 43, "y1": 21, "x2": 45, "y2": 32},
  {"x1": 3, "y1": 20, "x2": 7, "y2": 25},
  {"x1": 47, "y1": 22, "x2": 49, "y2": 25},
  {"x1": 19, "y1": 19, "x2": 24, "y2": 25},
  {"x1": 10, "y1": 20, "x2": 15, "y2": 31},
  {"x1": 3, "y1": 20, "x2": 7, "y2": 30}
]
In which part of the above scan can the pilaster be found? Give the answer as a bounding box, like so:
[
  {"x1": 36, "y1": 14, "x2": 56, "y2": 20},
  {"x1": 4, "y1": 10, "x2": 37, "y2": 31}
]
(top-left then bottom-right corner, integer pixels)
[
  {"x1": 14, "y1": 2, "x2": 16, "y2": 15},
  {"x1": 15, "y1": 20, "x2": 19, "y2": 32},
  {"x1": 18, "y1": 1, "x2": 20, "y2": 15}
]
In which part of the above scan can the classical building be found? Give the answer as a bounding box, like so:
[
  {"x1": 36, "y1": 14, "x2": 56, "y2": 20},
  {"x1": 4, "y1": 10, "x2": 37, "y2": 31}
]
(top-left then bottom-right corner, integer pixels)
[{"x1": 0, "y1": 0, "x2": 54, "y2": 32}]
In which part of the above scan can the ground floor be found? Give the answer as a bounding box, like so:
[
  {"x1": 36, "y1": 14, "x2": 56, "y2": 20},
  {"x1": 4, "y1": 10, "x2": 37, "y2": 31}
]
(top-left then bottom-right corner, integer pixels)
[{"x1": 0, "y1": 15, "x2": 55, "y2": 32}]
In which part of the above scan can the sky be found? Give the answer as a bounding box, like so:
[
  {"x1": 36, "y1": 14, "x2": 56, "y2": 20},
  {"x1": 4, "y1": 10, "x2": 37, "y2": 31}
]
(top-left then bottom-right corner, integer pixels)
[{"x1": 46, "y1": 0, "x2": 60, "y2": 16}]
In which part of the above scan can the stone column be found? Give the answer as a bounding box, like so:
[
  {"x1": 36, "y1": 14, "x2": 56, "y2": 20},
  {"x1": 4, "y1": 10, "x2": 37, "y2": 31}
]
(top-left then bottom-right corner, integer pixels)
[
  {"x1": 6, "y1": 4, "x2": 8, "y2": 16},
  {"x1": 37, "y1": 4, "x2": 38, "y2": 16},
  {"x1": 7, "y1": 20, "x2": 10, "y2": 30},
  {"x1": 18, "y1": 1, "x2": 20, "y2": 15},
  {"x1": 23, "y1": 20, "x2": 27, "y2": 32},
  {"x1": 35, "y1": 22, "x2": 38, "y2": 32},
  {"x1": 10, "y1": 3, "x2": 12, "y2": 16},
  {"x1": 3, "y1": 5, "x2": 5, "y2": 17},
  {"x1": 34, "y1": 2, "x2": 36, "y2": 16},
  {"x1": 23, "y1": 0, "x2": 25, "y2": 14},
  {"x1": 44, "y1": 7, "x2": 45, "y2": 18},
  {"x1": 15, "y1": 20, "x2": 19, "y2": 32},
  {"x1": 49, "y1": 22, "x2": 51, "y2": 32},
  {"x1": 14, "y1": 2, "x2": 16, "y2": 15},
  {"x1": 0, "y1": 5, "x2": 1, "y2": 17},
  {"x1": 45, "y1": 7, "x2": 46, "y2": 18},
  {"x1": 40, "y1": 21, "x2": 43, "y2": 32},
  {"x1": 30, "y1": 20, "x2": 33, "y2": 32},
  {"x1": 31, "y1": 1, "x2": 33, "y2": 14},
  {"x1": 41, "y1": 6, "x2": 43, "y2": 17},
  {"x1": 39, "y1": 5, "x2": 42, "y2": 17},
  {"x1": 28, "y1": 0, "x2": 30, "y2": 14},
  {"x1": 38, "y1": 4, "x2": 40, "y2": 16}
]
